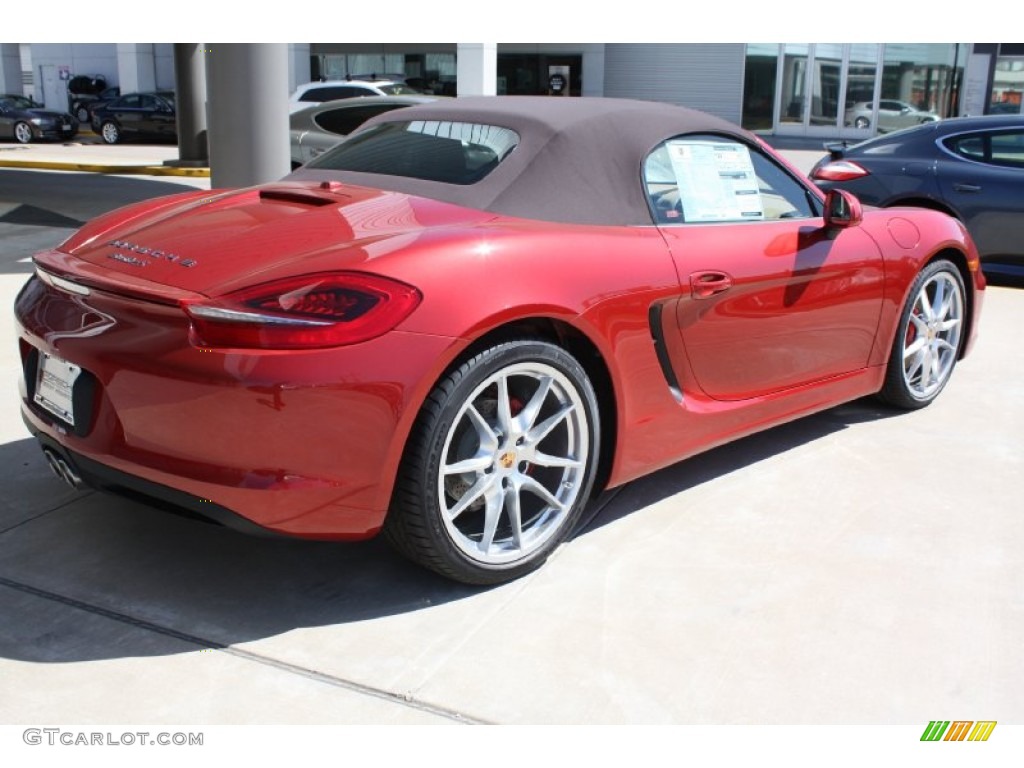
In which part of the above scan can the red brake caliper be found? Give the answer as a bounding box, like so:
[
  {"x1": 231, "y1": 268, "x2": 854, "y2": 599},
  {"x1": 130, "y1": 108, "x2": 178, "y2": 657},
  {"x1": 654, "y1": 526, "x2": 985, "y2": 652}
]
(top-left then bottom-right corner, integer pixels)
[{"x1": 906, "y1": 309, "x2": 919, "y2": 346}]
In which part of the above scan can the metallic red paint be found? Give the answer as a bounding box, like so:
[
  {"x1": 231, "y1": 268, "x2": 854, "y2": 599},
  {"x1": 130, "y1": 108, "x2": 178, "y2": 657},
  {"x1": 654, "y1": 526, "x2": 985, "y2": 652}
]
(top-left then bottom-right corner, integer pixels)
[{"x1": 14, "y1": 173, "x2": 984, "y2": 539}]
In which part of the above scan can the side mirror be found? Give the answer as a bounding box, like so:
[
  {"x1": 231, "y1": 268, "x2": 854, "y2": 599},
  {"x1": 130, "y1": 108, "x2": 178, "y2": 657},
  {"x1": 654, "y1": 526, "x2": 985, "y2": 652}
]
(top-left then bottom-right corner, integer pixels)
[{"x1": 823, "y1": 189, "x2": 863, "y2": 228}]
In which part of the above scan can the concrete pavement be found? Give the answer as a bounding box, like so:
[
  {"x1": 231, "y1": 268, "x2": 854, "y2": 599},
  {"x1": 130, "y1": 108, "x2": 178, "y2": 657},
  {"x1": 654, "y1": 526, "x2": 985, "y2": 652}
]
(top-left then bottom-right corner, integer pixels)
[{"x1": 0, "y1": 153, "x2": 1021, "y2": 726}]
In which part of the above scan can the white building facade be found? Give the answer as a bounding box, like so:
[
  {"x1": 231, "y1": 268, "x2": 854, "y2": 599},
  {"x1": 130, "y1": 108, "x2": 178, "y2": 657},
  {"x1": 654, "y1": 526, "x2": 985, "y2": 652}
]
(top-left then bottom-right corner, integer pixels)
[{"x1": 4, "y1": 42, "x2": 1021, "y2": 137}]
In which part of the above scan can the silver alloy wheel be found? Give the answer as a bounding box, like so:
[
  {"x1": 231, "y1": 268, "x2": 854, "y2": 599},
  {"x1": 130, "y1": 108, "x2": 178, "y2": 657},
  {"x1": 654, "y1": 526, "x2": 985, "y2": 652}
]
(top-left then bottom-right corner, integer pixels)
[
  {"x1": 901, "y1": 270, "x2": 963, "y2": 400},
  {"x1": 438, "y1": 361, "x2": 589, "y2": 565},
  {"x1": 76, "y1": 106, "x2": 90, "y2": 123},
  {"x1": 14, "y1": 122, "x2": 32, "y2": 144},
  {"x1": 101, "y1": 122, "x2": 119, "y2": 144},
  {"x1": 854, "y1": 116, "x2": 869, "y2": 129}
]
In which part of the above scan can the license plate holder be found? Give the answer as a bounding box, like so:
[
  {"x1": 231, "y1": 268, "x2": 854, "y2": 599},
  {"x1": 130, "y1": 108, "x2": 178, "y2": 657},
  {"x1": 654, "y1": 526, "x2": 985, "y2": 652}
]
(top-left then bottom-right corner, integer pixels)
[{"x1": 34, "y1": 352, "x2": 81, "y2": 426}]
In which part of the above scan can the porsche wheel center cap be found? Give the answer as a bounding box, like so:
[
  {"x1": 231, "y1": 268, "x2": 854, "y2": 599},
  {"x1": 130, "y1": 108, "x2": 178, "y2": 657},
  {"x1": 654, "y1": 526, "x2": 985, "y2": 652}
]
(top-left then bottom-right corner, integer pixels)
[{"x1": 499, "y1": 451, "x2": 516, "y2": 469}]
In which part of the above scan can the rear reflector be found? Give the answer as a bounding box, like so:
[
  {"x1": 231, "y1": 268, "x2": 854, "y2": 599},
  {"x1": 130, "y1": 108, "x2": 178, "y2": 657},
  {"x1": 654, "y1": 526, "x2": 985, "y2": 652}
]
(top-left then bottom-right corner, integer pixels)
[
  {"x1": 184, "y1": 272, "x2": 421, "y2": 349},
  {"x1": 811, "y1": 160, "x2": 870, "y2": 182}
]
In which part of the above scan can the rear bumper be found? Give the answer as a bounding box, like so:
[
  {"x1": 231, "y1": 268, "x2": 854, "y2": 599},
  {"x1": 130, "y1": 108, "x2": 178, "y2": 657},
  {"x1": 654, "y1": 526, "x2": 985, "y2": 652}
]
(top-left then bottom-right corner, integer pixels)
[
  {"x1": 34, "y1": 125, "x2": 78, "y2": 141},
  {"x1": 15, "y1": 274, "x2": 460, "y2": 539},
  {"x1": 19, "y1": 395, "x2": 396, "y2": 540},
  {"x1": 28, "y1": 424, "x2": 284, "y2": 538}
]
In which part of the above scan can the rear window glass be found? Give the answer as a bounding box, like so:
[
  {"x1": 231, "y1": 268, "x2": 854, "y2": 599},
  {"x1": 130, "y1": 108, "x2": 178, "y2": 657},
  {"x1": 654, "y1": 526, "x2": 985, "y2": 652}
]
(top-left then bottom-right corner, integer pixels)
[
  {"x1": 301, "y1": 86, "x2": 364, "y2": 102},
  {"x1": 308, "y1": 120, "x2": 519, "y2": 185},
  {"x1": 313, "y1": 103, "x2": 408, "y2": 135}
]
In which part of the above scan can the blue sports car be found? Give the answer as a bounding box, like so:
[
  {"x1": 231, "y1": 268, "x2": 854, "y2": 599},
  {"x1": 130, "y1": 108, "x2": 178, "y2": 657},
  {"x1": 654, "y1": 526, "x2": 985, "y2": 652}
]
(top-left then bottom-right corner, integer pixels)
[{"x1": 811, "y1": 114, "x2": 1024, "y2": 279}]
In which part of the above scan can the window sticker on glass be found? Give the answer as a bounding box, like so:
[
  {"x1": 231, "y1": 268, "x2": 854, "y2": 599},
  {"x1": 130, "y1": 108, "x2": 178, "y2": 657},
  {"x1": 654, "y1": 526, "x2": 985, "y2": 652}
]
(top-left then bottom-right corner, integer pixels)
[{"x1": 666, "y1": 140, "x2": 764, "y2": 223}]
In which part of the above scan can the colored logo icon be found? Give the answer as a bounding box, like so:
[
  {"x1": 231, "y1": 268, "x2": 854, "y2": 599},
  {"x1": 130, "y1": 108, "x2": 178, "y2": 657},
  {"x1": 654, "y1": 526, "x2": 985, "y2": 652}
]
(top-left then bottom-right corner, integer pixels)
[{"x1": 921, "y1": 721, "x2": 997, "y2": 741}]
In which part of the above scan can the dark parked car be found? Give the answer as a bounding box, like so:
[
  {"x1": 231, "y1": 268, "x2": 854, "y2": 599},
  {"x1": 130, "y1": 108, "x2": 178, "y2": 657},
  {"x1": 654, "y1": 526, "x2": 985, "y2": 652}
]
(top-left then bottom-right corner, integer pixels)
[
  {"x1": 71, "y1": 86, "x2": 120, "y2": 123},
  {"x1": 811, "y1": 115, "x2": 1024, "y2": 278},
  {"x1": 91, "y1": 91, "x2": 176, "y2": 144},
  {"x1": 0, "y1": 94, "x2": 77, "y2": 144}
]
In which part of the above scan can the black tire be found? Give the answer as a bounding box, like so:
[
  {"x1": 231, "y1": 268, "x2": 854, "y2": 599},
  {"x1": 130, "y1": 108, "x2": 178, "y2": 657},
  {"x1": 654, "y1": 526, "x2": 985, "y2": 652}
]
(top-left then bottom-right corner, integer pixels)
[
  {"x1": 878, "y1": 259, "x2": 965, "y2": 409},
  {"x1": 100, "y1": 121, "x2": 120, "y2": 144},
  {"x1": 13, "y1": 121, "x2": 33, "y2": 144},
  {"x1": 854, "y1": 116, "x2": 870, "y2": 129},
  {"x1": 384, "y1": 339, "x2": 600, "y2": 585}
]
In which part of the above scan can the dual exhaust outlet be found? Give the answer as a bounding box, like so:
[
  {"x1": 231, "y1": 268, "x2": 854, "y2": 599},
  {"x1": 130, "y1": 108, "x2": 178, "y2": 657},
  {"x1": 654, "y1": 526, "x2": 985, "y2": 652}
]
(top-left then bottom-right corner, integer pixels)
[{"x1": 42, "y1": 448, "x2": 84, "y2": 490}]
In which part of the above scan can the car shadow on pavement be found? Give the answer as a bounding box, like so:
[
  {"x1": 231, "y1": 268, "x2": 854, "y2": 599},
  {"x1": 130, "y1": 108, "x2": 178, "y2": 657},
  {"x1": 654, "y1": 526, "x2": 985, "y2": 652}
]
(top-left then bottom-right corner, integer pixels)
[
  {"x1": 574, "y1": 395, "x2": 902, "y2": 534},
  {"x1": 0, "y1": 397, "x2": 903, "y2": 665}
]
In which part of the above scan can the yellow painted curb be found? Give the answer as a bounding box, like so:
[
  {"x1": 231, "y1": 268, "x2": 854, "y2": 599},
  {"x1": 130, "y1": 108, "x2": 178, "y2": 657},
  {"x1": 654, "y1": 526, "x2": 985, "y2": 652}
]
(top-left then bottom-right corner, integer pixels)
[{"x1": 0, "y1": 159, "x2": 210, "y2": 177}]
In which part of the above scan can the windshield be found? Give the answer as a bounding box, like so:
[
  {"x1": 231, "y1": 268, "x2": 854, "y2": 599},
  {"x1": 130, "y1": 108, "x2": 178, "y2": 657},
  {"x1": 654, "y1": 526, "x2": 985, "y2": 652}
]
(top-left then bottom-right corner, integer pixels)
[
  {"x1": 308, "y1": 120, "x2": 519, "y2": 185},
  {"x1": 3, "y1": 95, "x2": 40, "y2": 109}
]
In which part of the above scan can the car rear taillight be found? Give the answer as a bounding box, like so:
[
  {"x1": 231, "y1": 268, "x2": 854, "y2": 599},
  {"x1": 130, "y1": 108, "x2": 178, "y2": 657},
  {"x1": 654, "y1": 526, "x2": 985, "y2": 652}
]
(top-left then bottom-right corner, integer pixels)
[
  {"x1": 811, "y1": 160, "x2": 870, "y2": 182},
  {"x1": 184, "y1": 272, "x2": 421, "y2": 349}
]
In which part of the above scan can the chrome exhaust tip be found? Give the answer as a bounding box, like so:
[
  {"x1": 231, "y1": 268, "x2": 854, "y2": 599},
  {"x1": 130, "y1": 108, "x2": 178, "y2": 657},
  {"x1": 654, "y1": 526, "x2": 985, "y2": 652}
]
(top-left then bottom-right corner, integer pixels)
[
  {"x1": 41, "y1": 448, "x2": 84, "y2": 490},
  {"x1": 41, "y1": 448, "x2": 63, "y2": 478}
]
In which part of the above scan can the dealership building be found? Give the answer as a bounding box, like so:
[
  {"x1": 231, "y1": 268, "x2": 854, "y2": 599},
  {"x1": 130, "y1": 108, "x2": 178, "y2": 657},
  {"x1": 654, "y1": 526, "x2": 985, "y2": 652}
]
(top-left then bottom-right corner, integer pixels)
[{"x1": 3, "y1": 42, "x2": 1022, "y2": 139}]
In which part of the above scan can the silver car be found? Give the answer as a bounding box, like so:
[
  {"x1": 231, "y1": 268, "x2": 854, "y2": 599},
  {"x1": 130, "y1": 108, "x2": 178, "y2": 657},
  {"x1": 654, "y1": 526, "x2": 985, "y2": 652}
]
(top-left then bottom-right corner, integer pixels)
[
  {"x1": 845, "y1": 100, "x2": 939, "y2": 132},
  {"x1": 289, "y1": 96, "x2": 438, "y2": 168}
]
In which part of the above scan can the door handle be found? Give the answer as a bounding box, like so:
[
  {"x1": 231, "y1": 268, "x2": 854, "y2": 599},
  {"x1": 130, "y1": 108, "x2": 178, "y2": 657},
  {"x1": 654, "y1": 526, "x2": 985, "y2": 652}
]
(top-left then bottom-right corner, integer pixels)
[
  {"x1": 689, "y1": 271, "x2": 733, "y2": 299},
  {"x1": 953, "y1": 183, "x2": 981, "y2": 193}
]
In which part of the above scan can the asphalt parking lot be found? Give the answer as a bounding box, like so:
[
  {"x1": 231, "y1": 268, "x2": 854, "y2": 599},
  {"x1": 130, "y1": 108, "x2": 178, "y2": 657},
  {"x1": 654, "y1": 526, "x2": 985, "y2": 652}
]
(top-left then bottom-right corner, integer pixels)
[{"x1": 0, "y1": 150, "x2": 1021, "y2": 726}]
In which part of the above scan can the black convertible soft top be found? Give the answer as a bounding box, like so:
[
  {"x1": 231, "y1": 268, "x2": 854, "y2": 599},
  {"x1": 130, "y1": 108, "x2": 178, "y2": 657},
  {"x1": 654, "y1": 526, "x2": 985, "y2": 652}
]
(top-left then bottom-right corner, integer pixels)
[{"x1": 289, "y1": 96, "x2": 755, "y2": 226}]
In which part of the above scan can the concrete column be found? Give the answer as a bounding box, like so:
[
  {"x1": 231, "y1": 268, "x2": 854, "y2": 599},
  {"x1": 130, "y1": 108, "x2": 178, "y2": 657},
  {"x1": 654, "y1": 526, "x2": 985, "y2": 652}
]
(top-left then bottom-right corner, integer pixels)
[
  {"x1": 581, "y1": 44, "x2": 605, "y2": 97},
  {"x1": 206, "y1": 43, "x2": 290, "y2": 188},
  {"x1": 167, "y1": 43, "x2": 208, "y2": 166},
  {"x1": 456, "y1": 43, "x2": 497, "y2": 97},
  {"x1": 288, "y1": 43, "x2": 311, "y2": 93},
  {"x1": 0, "y1": 44, "x2": 22, "y2": 94},
  {"x1": 154, "y1": 44, "x2": 176, "y2": 90},
  {"x1": 117, "y1": 43, "x2": 156, "y2": 93}
]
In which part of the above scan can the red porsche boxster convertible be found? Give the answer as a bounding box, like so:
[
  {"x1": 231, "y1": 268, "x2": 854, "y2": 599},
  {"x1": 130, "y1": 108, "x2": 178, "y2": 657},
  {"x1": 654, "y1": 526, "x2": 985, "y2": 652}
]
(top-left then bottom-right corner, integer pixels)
[{"x1": 15, "y1": 97, "x2": 985, "y2": 584}]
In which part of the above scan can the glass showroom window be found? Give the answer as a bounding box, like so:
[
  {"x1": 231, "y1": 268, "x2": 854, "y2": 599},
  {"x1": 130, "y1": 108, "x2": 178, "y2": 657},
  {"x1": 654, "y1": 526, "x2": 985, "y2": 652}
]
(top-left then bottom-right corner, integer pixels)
[
  {"x1": 990, "y1": 57, "x2": 1024, "y2": 114},
  {"x1": 881, "y1": 44, "x2": 962, "y2": 119},
  {"x1": 743, "y1": 44, "x2": 779, "y2": 131}
]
